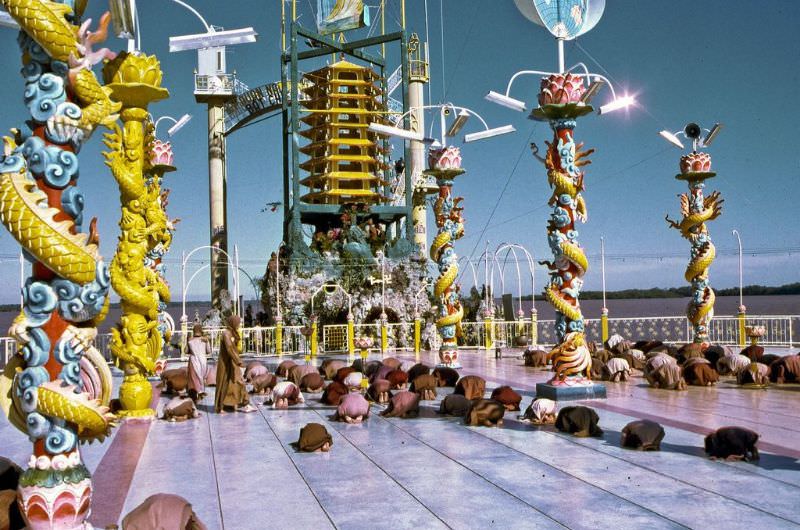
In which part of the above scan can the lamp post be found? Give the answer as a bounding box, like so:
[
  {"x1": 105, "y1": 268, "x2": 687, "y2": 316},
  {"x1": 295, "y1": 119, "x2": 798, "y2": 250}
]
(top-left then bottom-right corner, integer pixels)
[
  {"x1": 488, "y1": 3, "x2": 634, "y2": 397},
  {"x1": 166, "y1": 0, "x2": 257, "y2": 310},
  {"x1": 600, "y1": 236, "x2": 609, "y2": 343},
  {"x1": 732, "y1": 229, "x2": 746, "y2": 347},
  {"x1": 370, "y1": 105, "x2": 514, "y2": 368},
  {"x1": 663, "y1": 122, "x2": 724, "y2": 344}
]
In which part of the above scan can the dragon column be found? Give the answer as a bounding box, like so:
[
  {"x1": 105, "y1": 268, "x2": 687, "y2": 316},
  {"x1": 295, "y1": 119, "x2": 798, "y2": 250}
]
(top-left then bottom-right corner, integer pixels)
[
  {"x1": 666, "y1": 151, "x2": 723, "y2": 343},
  {"x1": 102, "y1": 52, "x2": 170, "y2": 418},
  {"x1": 426, "y1": 146, "x2": 464, "y2": 367},
  {"x1": 532, "y1": 73, "x2": 604, "y2": 399},
  {"x1": 0, "y1": 1, "x2": 119, "y2": 527}
]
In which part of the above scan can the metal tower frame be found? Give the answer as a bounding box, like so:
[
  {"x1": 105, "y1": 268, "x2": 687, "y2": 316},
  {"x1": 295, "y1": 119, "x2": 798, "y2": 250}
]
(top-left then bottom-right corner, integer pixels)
[{"x1": 281, "y1": 23, "x2": 413, "y2": 261}]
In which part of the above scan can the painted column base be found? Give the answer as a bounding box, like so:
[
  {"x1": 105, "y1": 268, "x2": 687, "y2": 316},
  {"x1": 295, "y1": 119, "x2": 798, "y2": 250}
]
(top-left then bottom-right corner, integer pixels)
[
  {"x1": 536, "y1": 382, "x2": 606, "y2": 401},
  {"x1": 19, "y1": 473, "x2": 92, "y2": 530}
]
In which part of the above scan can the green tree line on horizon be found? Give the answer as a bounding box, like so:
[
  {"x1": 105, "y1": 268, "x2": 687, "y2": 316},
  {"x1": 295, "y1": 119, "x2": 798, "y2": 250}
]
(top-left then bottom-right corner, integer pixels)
[
  {"x1": 519, "y1": 282, "x2": 800, "y2": 301},
  {"x1": 1, "y1": 283, "x2": 798, "y2": 312}
]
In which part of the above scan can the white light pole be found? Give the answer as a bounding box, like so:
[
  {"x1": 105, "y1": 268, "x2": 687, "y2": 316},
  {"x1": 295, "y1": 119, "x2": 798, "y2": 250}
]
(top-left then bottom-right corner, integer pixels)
[
  {"x1": 732, "y1": 229, "x2": 744, "y2": 312},
  {"x1": 600, "y1": 236, "x2": 609, "y2": 343},
  {"x1": 166, "y1": 0, "x2": 257, "y2": 309}
]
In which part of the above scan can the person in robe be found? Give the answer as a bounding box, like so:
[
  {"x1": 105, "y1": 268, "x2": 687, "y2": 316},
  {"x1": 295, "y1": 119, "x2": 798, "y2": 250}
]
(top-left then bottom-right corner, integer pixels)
[
  {"x1": 187, "y1": 323, "x2": 211, "y2": 402},
  {"x1": 214, "y1": 315, "x2": 256, "y2": 413},
  {"x1": 121, "y1": 493, "x2": 207, "y2": 529}
]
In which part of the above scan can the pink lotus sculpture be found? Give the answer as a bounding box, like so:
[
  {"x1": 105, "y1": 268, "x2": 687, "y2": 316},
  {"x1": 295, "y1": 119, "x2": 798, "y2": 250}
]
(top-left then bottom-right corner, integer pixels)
[
  {"x1": 150, "y1": 139, "x2": 174, "y2": 166},
  {"x1": 427, "y1": 146, "x2": 462, "y2": 171},
  {"x1": 538, "y1": 73, "x2": 586, "y2": 106},
  {"x1": 680, "y1": 151, "x2": 712, "y2": 174}
]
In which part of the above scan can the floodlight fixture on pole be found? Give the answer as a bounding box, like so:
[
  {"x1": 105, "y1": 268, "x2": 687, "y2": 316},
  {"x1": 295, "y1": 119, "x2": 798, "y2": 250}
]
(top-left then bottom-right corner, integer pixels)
[
  {"x1": 659, "y1": 122, "x2": 722, "y2": 151},
  {"x1": 580, "y1": 79, "x2": 605, "y2": 104},
  {"x1": 154, "y1": 113, "x2": 192, "y2": 138},
  {"x1": 0, "y1": 8, "x2": 19, "y2": 29},
  {"x1": 485, "y1": 91, "x2": 526, "y2": 112},
  {"x1": 659, "y1": 130, "x2": 685, "y2": 149},
  {"x1": 169, "y1": 27, "x2": 258, "y2": 52},
  {"x1": 368, "y1": 122, "x2": 425, "y2": 142},
  {"x1": 464, "y1": 125, "x2": 516, "y2": 143},
  {"x1": 598, "y1": 94, "x2": 635, "y2": 115},
  {"x1": 389, "y1": 104, "x2": 514, "y2": 146},
  {"x1": 446, "y1": 110, "x2": 470, "y2": 137},
  {"x1": 703, "y1": 123, "x2": 723, "y2": 147},
  {"x1": 488, "y1": 67, "x2": 634, "y2": 117}
]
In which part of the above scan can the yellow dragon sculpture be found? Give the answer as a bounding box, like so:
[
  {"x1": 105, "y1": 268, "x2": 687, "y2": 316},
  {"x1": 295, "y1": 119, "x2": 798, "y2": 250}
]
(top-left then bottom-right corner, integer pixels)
[{"x1": 101, "y1": 50, "x2": 170, "y2": 417}]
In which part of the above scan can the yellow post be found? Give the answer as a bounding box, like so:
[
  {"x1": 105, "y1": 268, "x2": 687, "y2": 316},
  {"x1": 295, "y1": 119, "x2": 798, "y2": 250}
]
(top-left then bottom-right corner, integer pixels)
[
  {"x1": 601, "y1": 308, "x2": 609, "y2": 344},
  {"x1": 310, "y1": 318, "x2": 318, "y2": 359},
  {"x1": 738, "y1": 307, "x2": 747, "y2": 348},
  {"x1": 414, "y1": 316, "x2": 421, "y2": 360},
  {"x1": 347, "y1": 314, "x2": 355, "y2": 362},
  {"x1": 380, "y1": 317, "x2": 388, "y2": 355},
  {"x1": 530, "y1": 308, "x2": 538, "y2": 346},
  {"x1": 360, "y1": 347, "x2": 369, "y2": 390},
  {"x1": 275, "y1": 318, "x2": 283, "y2": 357},
  {"x1": 484, "y1": 313, "x2": 493, "y2": 350}
]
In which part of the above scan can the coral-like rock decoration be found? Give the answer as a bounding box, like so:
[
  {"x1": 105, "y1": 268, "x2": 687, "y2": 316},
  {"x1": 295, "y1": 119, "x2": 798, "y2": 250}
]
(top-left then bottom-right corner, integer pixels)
[
  {"x1": 426, "y1": 146, "x2": 465, "y2": 367},
  {"x1": 0, "y1": 1, "x2": 118, "y2": 528},
  {"x1": 666, "y1": 151, "x2": 723, "y2": 343},
  {"x1": 538, "y1": 73, "x2": 587, "y2": 106},
  {"x1": 150, "y1": 138, "x2": 175, "y2": 167},
  {"x1": 101, "y1": 51, "x2": 170, "y2": 418},
  {"x1": 680, "y1": 151, "x2": 712, "y2": 174},
  {"x1": 533, "y1": 73, "x2": 596, "y2": 385}
]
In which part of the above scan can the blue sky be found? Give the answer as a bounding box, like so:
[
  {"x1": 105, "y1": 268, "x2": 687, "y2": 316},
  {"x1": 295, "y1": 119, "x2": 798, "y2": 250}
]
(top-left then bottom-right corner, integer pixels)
[{"x1": 0, "y1": 0, "x2": 797, "y2": 303}]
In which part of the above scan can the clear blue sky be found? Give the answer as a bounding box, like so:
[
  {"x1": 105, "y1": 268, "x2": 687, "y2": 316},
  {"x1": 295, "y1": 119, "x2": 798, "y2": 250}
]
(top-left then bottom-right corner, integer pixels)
[{"x1": 0, "y1": 1, "x2": 797, "y2": 304}]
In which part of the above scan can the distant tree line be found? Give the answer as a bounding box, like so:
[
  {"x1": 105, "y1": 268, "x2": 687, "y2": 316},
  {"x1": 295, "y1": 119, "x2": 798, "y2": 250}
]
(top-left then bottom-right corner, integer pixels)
[{"x1": 519, "y1": 283, "x2": 800, "y2": 301}]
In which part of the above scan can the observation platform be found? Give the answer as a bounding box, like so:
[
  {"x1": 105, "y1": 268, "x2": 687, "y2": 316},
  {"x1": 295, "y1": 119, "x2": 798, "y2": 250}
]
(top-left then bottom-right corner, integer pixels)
[{"x1": 2, "y1": 349, "x2": 800, "y2": 529}]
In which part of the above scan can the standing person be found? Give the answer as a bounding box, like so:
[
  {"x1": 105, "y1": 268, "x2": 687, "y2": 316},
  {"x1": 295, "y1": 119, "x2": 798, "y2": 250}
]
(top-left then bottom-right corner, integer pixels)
[
  {"x1": 244, "y1": 304, "x2": 254, "y2": 327},
  {"x1": 214, "y1": 315, "x2": 256, "y2": 413},
  {"x1": 186, "y1": 324, "x2": 211, "y2": 403}
]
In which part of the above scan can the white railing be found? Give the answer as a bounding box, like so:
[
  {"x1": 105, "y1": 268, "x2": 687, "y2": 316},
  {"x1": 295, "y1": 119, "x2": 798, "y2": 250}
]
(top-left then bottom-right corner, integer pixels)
[{"x1": 2, "y1": 315, "x2": 795, "y2": 368}]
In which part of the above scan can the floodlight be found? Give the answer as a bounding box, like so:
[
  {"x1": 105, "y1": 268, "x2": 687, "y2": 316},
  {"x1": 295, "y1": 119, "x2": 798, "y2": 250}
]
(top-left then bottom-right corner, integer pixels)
[
  {"x1": 598, "y1": 95, "x2": 635, "y2": 115},
  {"x1": 659, "y1": 130, "x2": 685, "y2": 149},
  {"x1": 703, "y1": 123, "x2": 723, "y2": 147},
  {"x1": 167, "y1": 114, "x2": 192, "y2": 137},
  {"x1": 464, "y1": 125, "x2": 516, "y2": 143},
  {"x1": 109, "y1": 0, "x2": 137, "y2": 39},
  {"x1": 169, "y1": 27, "x2": 258, "y2": 52},
  {"x1": 580, "y1": 79, "x2": 605, "y2": 104},
  {"x1": 368, "y1": 122, "x2": 425, "y2": 142},
  {"x1": 485, "y1": 91, "x2": 527, "y2": 112},
  {"x1": 446, "y1": 110, "x2": 470, "y2": 137},
  {"x1": 0, "y1": 8, "x2": 19, "y2": 30}
]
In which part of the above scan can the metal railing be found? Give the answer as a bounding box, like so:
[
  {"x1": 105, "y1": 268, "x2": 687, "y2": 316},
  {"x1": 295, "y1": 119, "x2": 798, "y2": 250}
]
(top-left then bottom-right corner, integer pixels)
[{"x1": 1, "y1": 315, "x2": 794, "y2": 368}]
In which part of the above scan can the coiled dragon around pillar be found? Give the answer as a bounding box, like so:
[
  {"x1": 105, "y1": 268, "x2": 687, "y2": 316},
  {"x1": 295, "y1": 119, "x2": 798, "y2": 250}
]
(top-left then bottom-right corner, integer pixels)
[
  {"x1": 531, "y1": 73, "x2": 594, "y2": 385},
  {"x1": 666, "y1": 151, "x2": 723, "y2": 343},
  {"x1": 0, "y1": 0, "x2": 118, "y2": 527},
  {"x1": 426, "y1": 146, "x2": 465, "y2": 367},
  {"x1": 101, "y1": 51, "x2": 170, "y2": 417}
]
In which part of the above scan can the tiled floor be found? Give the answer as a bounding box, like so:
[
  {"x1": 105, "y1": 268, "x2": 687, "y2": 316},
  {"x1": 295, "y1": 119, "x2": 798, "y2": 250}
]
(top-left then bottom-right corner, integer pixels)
[{"x1": 4, "y1": 349, "x2": 800, "y2": 529}]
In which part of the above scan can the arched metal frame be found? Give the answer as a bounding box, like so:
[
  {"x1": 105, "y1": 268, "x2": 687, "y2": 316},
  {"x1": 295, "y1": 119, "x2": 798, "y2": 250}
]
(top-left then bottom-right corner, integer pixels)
[
  {"x1": 495, "y1": 242, "x2": 536, "y2": 317},
  {"x1": 181, "y1": 245, "x2": 241, "y2": 323}
]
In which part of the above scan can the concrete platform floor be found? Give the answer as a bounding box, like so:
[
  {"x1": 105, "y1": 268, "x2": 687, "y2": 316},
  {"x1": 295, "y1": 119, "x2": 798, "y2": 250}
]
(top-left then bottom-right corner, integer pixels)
[{"x1": 3, "y1": 349, "x2": 800, "y2": 529}]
